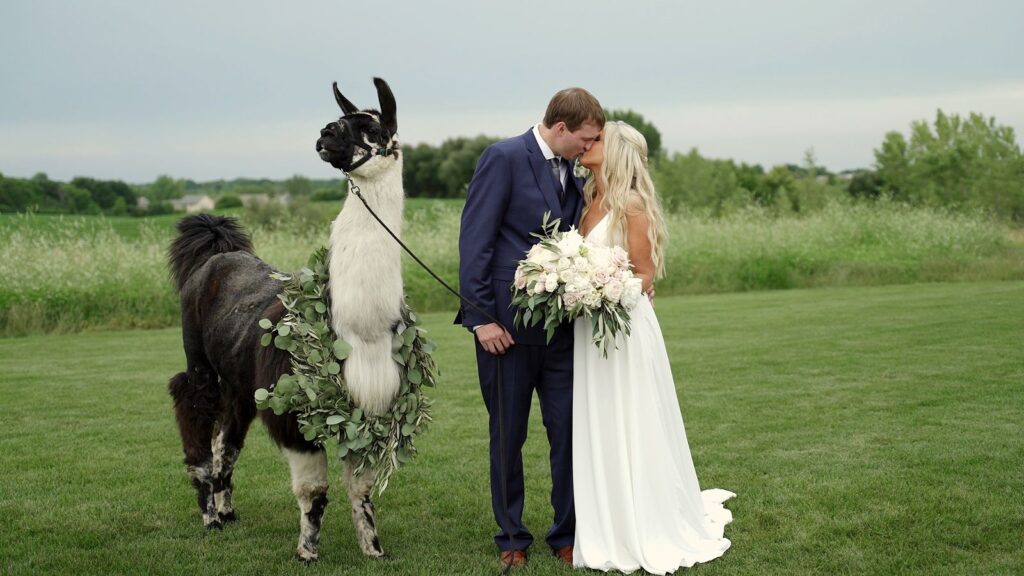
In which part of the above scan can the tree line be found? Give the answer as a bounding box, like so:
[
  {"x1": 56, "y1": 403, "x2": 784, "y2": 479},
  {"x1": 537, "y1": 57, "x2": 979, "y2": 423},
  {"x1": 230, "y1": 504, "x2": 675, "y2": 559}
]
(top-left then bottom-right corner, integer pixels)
[{"x1": 2, "y1": 109, "x2": 1021, "y2": 221}]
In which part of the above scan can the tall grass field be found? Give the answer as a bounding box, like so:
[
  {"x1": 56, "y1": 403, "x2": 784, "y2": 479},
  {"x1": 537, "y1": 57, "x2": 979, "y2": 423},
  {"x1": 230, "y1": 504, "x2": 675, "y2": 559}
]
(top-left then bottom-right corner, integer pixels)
[
  {"x1": 1, "y1": 282, "x2": 1021, "y2": 575},
  {"x1": 1, "y1": 199, "x2": 1021, "y2": 336}
]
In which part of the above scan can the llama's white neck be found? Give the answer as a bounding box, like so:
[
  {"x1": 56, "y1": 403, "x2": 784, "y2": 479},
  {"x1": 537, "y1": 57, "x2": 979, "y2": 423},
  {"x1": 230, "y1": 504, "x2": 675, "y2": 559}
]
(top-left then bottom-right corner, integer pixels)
[
  {"x1": 326, "y1": 161, "x2": 405, "y2": 415},
  {"x1": 338, "y1": 165, "x2": 405, "y2": 235}
]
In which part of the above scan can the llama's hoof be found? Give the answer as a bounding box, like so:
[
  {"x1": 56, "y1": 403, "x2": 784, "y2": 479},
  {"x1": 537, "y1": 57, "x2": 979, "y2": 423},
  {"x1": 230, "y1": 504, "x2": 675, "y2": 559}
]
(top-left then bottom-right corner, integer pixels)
[
  {"x1": 295, "y1": 547, "x2": 319, "y2": 564},
  {"x1": 218, "y1": 510, "x2": 238, "y2": 524},
  {"x1": 204, "y1": 519, "x2": 224, "y2": 531},
  {"x1": 361, "y1": 540, "x2": 386, "y2": 558}
]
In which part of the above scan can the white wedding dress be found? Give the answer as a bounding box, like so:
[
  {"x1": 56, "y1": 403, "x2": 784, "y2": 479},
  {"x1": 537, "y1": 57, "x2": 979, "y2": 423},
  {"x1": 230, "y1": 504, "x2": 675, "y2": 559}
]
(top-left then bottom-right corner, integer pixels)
[{"x1": 572, "y1": 215, "x2": 734, "y2": 574}]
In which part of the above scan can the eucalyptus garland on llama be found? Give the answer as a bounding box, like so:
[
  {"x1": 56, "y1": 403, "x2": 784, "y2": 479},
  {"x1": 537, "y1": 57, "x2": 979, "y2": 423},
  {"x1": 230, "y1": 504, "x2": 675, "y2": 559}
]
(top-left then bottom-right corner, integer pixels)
[{"x1": 255, "y1": 248, "x2": 437, "y2": 494}]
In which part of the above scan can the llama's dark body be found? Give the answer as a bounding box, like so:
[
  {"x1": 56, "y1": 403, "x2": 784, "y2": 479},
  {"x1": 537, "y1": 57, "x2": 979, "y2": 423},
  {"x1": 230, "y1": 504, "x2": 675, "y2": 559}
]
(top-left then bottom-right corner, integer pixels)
[{"x1": 167, "y1": 216, "x2": 323, "y2": 537}]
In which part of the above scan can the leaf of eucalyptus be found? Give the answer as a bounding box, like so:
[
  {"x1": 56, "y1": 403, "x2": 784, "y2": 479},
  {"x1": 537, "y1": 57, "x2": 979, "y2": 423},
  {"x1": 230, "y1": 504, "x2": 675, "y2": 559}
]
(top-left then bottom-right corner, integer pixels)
[
  {"x1": 408, "y1": 368, "x2": 422, "y2": 385},
  {"x1": 333, "y1": 340, "x2": 352, "y2": 360}
]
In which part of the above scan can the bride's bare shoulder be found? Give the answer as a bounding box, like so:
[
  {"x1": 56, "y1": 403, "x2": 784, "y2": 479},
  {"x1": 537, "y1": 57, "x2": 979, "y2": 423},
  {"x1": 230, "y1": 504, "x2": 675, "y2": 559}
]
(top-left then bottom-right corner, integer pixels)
[{"x1": 625, "y1": 190, "x2": 646, "y2": 216}]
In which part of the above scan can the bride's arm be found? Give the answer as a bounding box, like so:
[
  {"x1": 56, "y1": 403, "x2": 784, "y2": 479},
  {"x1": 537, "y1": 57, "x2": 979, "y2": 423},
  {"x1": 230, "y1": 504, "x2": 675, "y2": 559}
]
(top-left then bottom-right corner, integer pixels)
[{"x1": 625, "y1": 194, "x2": 655, "y2": 294}]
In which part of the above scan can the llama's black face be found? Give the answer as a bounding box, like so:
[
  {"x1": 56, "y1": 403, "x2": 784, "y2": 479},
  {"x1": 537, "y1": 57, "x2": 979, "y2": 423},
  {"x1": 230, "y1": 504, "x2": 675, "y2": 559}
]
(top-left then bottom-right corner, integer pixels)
[{"x1": 316, "y1": 78, "x2": 398, "y2": 173}]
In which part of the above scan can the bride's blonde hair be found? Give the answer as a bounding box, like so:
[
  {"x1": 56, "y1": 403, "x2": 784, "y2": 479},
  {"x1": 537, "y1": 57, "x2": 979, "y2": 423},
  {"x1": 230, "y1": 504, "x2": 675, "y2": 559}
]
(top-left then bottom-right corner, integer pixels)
[{"x1": 583, "y1": 121, "x2": 668, "y2": 279}]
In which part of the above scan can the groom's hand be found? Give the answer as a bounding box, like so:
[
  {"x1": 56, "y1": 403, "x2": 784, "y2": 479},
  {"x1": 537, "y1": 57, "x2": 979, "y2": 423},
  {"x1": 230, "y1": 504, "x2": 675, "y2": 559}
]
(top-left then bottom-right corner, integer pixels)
[{"x1": 476, "y1": 323, "x2": 515, "y2": 355}]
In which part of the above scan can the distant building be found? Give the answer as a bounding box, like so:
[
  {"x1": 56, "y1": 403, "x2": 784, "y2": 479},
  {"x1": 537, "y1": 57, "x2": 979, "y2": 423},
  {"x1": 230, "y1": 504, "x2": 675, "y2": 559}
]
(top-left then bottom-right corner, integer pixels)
[
  {"x1": 239, "y1": 193, "x2": 292, "y2": 207},
  {"x1": 171, "y1": 194, "x2": 216, "y2": 213},
  {"x1": 136, "y1": 196, "x2": 151, "y2": 211},
  {"x1": 238, "y1": 193, "x2": 270, "y2": 207}
]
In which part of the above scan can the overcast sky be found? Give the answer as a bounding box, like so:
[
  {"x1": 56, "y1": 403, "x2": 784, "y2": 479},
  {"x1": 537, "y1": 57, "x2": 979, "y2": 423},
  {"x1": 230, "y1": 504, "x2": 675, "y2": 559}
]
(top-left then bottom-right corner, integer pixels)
[{"x1": 2, "y1": 0, "x2": 1022, "y2": 183}]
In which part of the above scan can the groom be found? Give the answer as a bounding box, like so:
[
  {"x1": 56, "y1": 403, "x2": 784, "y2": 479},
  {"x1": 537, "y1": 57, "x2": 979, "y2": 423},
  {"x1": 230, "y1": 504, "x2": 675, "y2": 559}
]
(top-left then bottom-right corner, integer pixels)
[{"x1": 457, "y1": 88, "x2": 604, "y2": 568}]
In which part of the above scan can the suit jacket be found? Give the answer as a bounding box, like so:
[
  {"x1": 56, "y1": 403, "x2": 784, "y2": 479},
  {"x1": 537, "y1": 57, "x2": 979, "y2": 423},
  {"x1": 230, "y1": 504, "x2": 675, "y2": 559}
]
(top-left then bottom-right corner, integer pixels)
[{"x1": 456, "y1": 129, "x2": 585, "y2": 345}]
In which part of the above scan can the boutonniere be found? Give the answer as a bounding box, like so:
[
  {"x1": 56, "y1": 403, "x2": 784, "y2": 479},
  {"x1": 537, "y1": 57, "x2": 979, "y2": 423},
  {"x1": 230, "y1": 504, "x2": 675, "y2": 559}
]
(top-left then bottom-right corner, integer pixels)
[{"x1": 573, "y1": 159, "x2": 591, "y2": 180}]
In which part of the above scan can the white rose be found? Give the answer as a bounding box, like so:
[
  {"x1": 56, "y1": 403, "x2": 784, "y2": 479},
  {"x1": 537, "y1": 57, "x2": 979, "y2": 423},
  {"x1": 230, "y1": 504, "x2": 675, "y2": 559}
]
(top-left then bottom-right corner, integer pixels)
[
  {"x1": 556, "y1": 231, "x2": 584, "y2": 256},
  {"x1": 514, "y1": 267, "x2": 527, "y2": 290},
  {"x1": 562, "y1": 290, "x2": 581, "y2": 308},
  {"x1": 582, "y1": 290, "x2": 602, "y2": 309},
  {"x1": 611, "y1": 246, "x2": 629, "y2": 269},
  {"x1": 571, "y1": 276, "x2": 592, "y2": 294},
  {"x1": 592, "y1": 267, "x2": 612, "y2": 286},
  {"x1": 545, "y1": 272, "x2": 560, "y2": 292},
  {"x1": 621, "y1": 277, "x2": 643, "y2": 309},
  {"x1": 558, "y1": 267, "x2": 576, "y2": 283},
  {"x1": 533, "y1": 277, "x2": 546, "y2": 294},
  {"x1": 530, "y1": 243, "x2": 559, "y2": 265},
  {"x1": 526, "y1": 243, "x2": 545, "y2": 262},
  {"x1": 556, "y1": 257, "x2": 572, "y2": 271},
  {"x1": 573, "y1": 256, "x2": 590, "y2": 272},
  {"x1": 603, "y1": 278, "x2": 624, "y2": 303}
]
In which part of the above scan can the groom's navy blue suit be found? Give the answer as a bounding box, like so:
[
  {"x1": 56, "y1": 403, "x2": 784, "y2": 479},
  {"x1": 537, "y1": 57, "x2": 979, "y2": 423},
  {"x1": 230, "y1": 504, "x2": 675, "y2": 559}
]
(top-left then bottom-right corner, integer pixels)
[{"x1": 457, "y1": 128, "x2": 584, "y2": 551}]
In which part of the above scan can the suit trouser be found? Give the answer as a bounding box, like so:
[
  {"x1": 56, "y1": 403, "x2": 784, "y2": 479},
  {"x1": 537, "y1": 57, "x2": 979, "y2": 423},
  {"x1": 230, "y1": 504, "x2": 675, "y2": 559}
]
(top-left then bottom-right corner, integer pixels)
[{"x1": 476, "y1": 334, "x2": 575, "y2": 551}]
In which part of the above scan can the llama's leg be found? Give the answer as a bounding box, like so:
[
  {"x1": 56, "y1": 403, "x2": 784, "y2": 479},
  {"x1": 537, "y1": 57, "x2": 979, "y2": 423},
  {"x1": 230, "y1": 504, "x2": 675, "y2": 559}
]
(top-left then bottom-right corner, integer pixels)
[
  {"x1": 168, "y1": 366, "x2": 222, "y2": 529},
  {"x1": 211, "y1": 402, "x2": 256, "y2": 524},
  {"x1": 342, "y1": 458, "x2": 385, "y2": 557},
  {"x1": 284, "y1": 447, "x2": 330, "y2": 563}
]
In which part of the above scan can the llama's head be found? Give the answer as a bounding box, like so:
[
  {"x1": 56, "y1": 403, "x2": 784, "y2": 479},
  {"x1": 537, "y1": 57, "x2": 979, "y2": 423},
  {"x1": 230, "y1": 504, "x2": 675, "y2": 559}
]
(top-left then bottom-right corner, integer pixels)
[{"x1": 316, "y1": 77, "x2": 399, "y2": 178}]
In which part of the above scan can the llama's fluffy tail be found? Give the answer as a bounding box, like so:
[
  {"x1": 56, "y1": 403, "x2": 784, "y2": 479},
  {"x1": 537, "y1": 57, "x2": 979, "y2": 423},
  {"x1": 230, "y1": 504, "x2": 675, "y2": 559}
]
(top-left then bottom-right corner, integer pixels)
[{"x1": 167, "y1": 214, "x2": 254, "y2": 292}]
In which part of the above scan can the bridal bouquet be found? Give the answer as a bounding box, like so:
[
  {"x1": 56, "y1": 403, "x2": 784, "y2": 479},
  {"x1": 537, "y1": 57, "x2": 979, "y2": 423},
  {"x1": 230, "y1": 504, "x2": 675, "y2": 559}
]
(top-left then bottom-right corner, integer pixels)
[{"x1": 511, "y1": 213, "x2": 644, "y2": 357}]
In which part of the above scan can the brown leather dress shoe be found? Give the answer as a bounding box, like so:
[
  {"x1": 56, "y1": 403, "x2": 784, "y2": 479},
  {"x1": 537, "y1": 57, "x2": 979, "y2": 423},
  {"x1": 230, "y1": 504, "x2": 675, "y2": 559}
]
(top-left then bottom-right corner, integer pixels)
[
  {"x1": 554, "y1": 545, "x2": 574, "y2": 565},
  {"x1": 500, "y1": 549, "x2": 527, "y2": 568}
]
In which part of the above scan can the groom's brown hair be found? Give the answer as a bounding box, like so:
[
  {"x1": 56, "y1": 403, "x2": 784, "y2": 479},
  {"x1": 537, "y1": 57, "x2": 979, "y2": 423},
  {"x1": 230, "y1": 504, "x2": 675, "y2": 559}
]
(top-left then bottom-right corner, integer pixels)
[{"x1": 543, "y1": 88, "x2": 605, "y2": 132}]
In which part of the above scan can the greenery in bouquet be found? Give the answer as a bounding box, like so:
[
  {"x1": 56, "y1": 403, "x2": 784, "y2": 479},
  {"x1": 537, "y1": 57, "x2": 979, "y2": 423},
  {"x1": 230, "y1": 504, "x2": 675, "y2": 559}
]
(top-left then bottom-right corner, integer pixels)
[
  {"x1": 510, "y1": 212, "x2": 644, "y2": 357},
  {"x1": 254, "y1": 247, "x2": 437, "y2": 494}
]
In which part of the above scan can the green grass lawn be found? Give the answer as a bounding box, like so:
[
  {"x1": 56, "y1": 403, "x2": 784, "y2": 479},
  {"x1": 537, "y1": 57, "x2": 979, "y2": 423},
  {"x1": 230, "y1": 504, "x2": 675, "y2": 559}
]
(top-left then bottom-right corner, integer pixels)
[{"x1": 1, "y1": 282, "x2": 1022, "y2": 575}]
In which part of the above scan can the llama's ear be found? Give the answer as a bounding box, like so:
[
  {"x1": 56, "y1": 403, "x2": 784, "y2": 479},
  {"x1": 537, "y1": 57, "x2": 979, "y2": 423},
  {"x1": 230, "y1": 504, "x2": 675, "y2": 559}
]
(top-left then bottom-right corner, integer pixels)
[
  {"x1": 373, "y1": 77, "x2": 397, "y2": 136},
  {"x1": 332, "y1": 82, "x2": 359, "y2": 115}
]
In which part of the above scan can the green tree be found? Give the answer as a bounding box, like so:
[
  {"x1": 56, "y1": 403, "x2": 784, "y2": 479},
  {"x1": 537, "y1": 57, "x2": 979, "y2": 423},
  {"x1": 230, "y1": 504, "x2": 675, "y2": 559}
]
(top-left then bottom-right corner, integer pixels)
[
  {"x1": 652, "y1": 148, "x2": 745, "y2": 214},
  {"x1": 438, "y1": 136, "x2": 499, "y2": 197},
  {"x1": 146, "y1": 175, "x2": 186, "y2": 202},
  {"x1": 284, "y1": 175, "x2": 312, "y2": 196},
  {"x1": 71, "y1": 177, "x2": 135, "y2": 212},
  {"x1": 217, "y1": 194, "x2": 243, "y2": 209},
  {"x1": 874, "y1": 109, "x2": 1024, "y2": 218},
  {"x1": 761, "y1": 165, "x2": 795, "y2": 210},
  {"x1": 0, "y1": 173, "x2": 32, "y2": 212},
  {"x1": 605, "y1": 109, "x2": 662, "y2": 160},
  {"x1": 847, "y1": 170, "x2": 882, "y2": 200},
  {"x1": 64, "y1": 184, "x2": 98, "y2": 213},
  {"x1": 403, "y1": 143, "x2": 443, "y2": 197},
  {"x1": 402, "y1": 136, "x2": 499, "y2": 198},
  {"x1": 783, "y1": 148, "x2": 844, "y2": 213}
]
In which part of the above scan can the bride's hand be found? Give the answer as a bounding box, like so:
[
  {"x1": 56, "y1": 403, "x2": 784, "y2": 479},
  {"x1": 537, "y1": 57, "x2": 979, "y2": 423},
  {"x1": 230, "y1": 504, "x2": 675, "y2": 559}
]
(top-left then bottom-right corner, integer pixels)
[{"x1": 646, "y1": 284, "x2": 655, "y2": 307}]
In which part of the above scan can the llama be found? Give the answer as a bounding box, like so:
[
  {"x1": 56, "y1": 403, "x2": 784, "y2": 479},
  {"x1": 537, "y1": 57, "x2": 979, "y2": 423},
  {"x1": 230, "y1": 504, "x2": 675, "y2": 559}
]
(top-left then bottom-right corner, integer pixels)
[{"x1": 167, "y1": 77, "x2": 404, "y2": 562}]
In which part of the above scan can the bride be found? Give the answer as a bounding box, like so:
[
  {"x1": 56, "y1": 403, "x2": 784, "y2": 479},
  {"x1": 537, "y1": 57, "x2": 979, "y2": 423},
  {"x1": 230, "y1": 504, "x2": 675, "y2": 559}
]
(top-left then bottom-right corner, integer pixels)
[{"x1": 572, "y1": 121, "x2": 734, "y2": 574}]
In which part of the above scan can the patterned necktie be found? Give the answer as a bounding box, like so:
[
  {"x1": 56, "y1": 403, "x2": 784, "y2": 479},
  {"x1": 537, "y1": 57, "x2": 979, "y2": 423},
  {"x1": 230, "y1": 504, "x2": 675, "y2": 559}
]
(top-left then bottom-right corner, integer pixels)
[{"x1": 548, "y1": 157, "x2": 565, "y2": 202}]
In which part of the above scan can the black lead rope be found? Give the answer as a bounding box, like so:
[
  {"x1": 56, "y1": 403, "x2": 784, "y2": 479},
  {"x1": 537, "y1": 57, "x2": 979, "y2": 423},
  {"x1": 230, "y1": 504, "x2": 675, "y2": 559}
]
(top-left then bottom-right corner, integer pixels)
[{"x1": 344, "y1": 175, "x2": 519, "y2": 574}]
